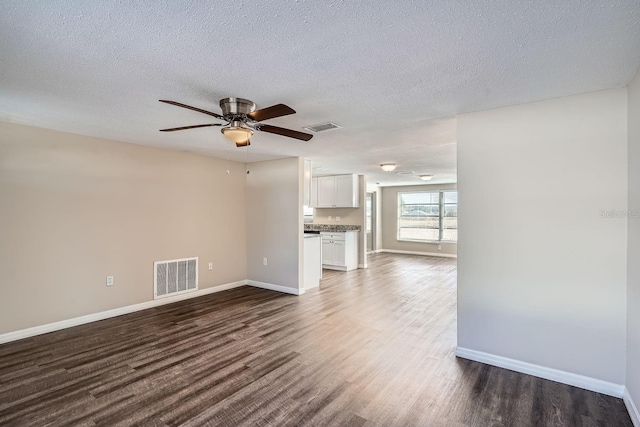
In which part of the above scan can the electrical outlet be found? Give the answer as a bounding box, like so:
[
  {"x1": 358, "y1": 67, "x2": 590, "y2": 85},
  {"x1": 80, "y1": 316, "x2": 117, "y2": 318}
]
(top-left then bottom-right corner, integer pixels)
[
  {"x1": 208, "y1": 262, "x2": 213, "y2": 270},
  {"x1": 328, "y1": 216, "x2": 332, "y2": 221},
  {"x1": 336, "y1": 216, "x2": 341, "y2": 221},
  {"x1": 263, "y1": 257, "x2": 268, "y2": 266},
  {"x1": 106, "y1": 276, "x2": 114, "y2": 287},
  {"x1": 437, "y1": 245, "x2": 442, "y2": 251}
]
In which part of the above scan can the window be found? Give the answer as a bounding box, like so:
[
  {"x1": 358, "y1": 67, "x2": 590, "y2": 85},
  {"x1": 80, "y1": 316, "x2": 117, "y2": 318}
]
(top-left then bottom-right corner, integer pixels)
[
  {"x1": 397, "y1": 191, "x2": 457, "y2": 242},
  {"x1": 442, "y1": 191, "x2": 458, "y2": 241}
]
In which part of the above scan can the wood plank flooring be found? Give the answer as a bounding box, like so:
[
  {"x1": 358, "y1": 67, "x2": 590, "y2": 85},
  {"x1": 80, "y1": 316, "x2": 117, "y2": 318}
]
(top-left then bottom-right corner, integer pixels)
[{"x1": 0, "y1": 254, "x2": 633, "y2": 426}]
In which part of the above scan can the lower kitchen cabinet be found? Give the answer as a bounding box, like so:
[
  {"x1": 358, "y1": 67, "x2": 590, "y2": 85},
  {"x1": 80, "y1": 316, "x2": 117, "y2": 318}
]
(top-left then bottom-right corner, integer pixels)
[{"x1": 321, "y1": 231, "x2": 358, "y2": 271}]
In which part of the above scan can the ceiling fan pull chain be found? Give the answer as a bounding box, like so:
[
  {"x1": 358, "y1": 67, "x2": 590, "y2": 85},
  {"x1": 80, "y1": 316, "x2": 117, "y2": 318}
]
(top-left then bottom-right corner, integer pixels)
[
  {"x1": 246, "y1": 143, "x2": 250, "y2": 174},
  {"x1": 225, "y1": 137, "x2": 231, "y2": 175}
]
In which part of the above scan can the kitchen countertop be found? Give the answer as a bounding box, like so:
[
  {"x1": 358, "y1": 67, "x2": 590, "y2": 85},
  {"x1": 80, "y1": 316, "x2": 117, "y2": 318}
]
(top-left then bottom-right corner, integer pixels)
[{"x1": 304, "y1": 224, "x2": 361, "y2": 232}]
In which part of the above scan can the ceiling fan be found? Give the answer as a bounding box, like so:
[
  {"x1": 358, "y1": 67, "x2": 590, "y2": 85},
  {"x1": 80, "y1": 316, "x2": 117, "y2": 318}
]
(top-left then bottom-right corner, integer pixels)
[{"x1": 159, "y1": 98, "x2": 313, "y2": 147}]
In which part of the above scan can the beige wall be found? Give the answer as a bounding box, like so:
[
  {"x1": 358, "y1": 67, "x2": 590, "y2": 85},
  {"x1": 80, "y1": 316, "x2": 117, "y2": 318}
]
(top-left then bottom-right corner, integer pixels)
[
  {"x1": 313, "y1": 175, "x2": 367, "y2": 266},
  {"x1": 627, "y1": 68, "x2": 640, "y2": 410},
  {"x1": 457, "y1": 89, "x2": 628, "y2": 384},
  {"x1": 0, "y1": 121, "x2": 248, "y2": 334},
  {"x1": 246, "y1": 157, "x2": 303, "y2": 291},
  {"x1": 380, "y1": 183, "x2": 458, "y2": 256}
]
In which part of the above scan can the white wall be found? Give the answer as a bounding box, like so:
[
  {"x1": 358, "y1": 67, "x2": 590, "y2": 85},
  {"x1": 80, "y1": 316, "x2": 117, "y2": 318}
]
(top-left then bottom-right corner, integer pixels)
[
  {"x1": 380, "y1": 183, "x2": 458, "y2": 256},
  {"x1": 246, "y1": 157, "x2": 303, "y2": 292},
  {"x1": 627, "y1": 67, "x2": 640, "y2": 417},
  {"x1": 457, "y1": 89, "x2": 628, "y2": 385},
  {"x1": 0, "y1": 121, "x2": 248, "y2": 334}
]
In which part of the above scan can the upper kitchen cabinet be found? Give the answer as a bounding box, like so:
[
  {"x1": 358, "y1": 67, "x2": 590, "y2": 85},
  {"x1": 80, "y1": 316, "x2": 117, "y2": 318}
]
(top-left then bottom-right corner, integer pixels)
[{"x1": 314, "y1": 174, "x2": 359, "y2": 208}]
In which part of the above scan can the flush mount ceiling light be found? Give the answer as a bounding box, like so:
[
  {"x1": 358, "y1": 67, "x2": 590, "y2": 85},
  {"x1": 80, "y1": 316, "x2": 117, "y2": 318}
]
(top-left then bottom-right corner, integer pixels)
[
  {"x1": 380, "y1": 163, "x2": 397, "y2": 172},
  {"x1": 419, "y1": 174, "x2": 434, "y2": 181},
  {"x1": 221, "y1": 126, "x2": 253, "y2": 147}
]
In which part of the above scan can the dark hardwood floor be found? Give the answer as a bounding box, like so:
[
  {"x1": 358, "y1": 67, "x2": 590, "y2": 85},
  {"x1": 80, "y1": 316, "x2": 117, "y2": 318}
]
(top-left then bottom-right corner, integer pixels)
[{"x1": 0, "y1": 254, "x2": 632, "y2": 426}]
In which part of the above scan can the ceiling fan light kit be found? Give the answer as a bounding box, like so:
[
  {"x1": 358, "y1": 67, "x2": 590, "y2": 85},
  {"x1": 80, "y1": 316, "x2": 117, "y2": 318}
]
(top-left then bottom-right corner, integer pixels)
[
  {"x1": 380, "y1": 163, "x2": 397, "y2": 172},
  {"x1": 222, "y1": 126, "x2": 253, "y2": 146},
  {"x1": 159, "y1": 97, "x2": 313, "y2": 146}
]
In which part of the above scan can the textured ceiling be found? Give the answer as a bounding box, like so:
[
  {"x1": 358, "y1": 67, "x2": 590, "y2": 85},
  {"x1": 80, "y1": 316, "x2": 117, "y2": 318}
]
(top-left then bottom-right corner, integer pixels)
[{"x1": 1, "y1": 1, "x2": 640, "y2": 186}]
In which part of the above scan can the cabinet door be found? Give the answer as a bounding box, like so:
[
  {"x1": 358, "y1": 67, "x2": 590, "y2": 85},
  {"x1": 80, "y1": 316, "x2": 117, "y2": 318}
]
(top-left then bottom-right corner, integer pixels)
[
  {"x1": 317, "y1": 176, "x2": 336, "y2": 207},
  {"x1": 333, "y1": 241, "x2": 346, "y2": 266},
  {"x1": 334, "y1": 175, "x2": 352, "y2": 207},
  {"x1": 322, "y1": 239, "x2": 333, "y2": 264}
]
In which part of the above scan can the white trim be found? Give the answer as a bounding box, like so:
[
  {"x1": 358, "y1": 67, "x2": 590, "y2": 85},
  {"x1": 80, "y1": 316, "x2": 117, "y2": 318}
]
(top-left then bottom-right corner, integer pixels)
[
  {"x1": 247, "y1": 280, "x2": 305, "y2": 295},
  {"x1": 0, "y1": 280, "x2": 247, "y2": 345},
  {"x1": 624, "y1": 387, "x2": 640, "y2": 427},
  {"x1": 455, "y1": 347, "x2": 624, "y2": 398},
  {"x1": 322, "y1": 264, "x2": 347, "y2": 271},
  {"x1": 397, "y1": 239, "x2": 458, "y2": 245},
  {"x1": 378, "y1": 249, "x2": 457, "y2": 258}
]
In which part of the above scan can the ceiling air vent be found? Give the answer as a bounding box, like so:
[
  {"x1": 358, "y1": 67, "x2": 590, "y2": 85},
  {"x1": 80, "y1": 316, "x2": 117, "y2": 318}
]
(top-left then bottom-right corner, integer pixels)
[
  {"x1": 396, "y1": 171, "x2": 415, "y2": 175},
  {"x1": 304, "y1": 122, "x2": 342, "y2": 133}
]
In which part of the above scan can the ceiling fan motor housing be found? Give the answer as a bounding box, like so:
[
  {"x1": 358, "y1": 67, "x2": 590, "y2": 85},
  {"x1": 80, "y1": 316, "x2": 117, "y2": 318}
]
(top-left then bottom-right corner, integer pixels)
[{"x1": 219, "y1": 97, "x2": 256, "y2": 117}]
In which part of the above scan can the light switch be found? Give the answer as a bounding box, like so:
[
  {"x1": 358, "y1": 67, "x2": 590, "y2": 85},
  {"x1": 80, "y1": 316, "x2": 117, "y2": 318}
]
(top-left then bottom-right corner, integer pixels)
[{"x1": 106, "y1": 276, "x2": 114, "y2": 287}]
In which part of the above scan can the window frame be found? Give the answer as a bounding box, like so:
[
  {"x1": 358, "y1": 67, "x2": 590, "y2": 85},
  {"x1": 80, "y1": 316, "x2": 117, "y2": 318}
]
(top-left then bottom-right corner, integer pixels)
[{"x1": 397, "y1": 190, "x2": 457, "y2": 243}]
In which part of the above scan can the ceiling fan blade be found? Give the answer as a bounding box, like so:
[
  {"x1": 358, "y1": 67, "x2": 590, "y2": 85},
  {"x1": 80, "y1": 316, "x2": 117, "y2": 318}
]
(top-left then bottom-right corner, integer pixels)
[
  {"x1": 159, "y1": 100, "x2": 224, "y2": 119},
  {"x1": 160, "y1": 124, "x2": 222, "y2": 132},
  {"x1": 258, "y1": 124, "x2": 313, "y2": 141},
  {"x1": 248, "y1": 104, "x2": 296, "y2": 122}
]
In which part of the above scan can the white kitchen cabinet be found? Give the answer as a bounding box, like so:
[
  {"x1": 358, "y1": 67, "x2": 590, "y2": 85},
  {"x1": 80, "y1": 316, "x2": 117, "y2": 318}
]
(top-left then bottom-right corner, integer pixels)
[
  {"x1": 321, "y1": 231, "x2": 358, "y2": 271},
  {"x1": 314, "y1": 174, "x2": 359, "y2": 208},
  {"x1": 316, "y1": 176, "x2": 335, "y2": 207},
  {"x1": 303, "y1": 234, "x2": 322, "y2": 290}
]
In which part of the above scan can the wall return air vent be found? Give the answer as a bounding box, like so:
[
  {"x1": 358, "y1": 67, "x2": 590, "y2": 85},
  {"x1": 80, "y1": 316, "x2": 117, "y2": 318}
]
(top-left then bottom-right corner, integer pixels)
[
  {"x1": 154, "y1": 257, "x2": 198, "y2": 300},
  {"x1": 304, "y1": 122, "x2": 342, "y2": 133}
]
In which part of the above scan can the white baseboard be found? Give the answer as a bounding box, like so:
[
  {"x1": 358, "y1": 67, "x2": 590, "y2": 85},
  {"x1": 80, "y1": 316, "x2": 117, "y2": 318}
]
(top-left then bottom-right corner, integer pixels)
[
  {"x1": 625, "y1": 387, "x2": 640, "y2": 427},
  {"x1": 455, "y1": 347, "x2": 624, "y2": 398},
  {"x1": 378, "y1": 249, "x2": 457, "y2": 258},
  {"x1": 0, "y1": 280, "x2": 247, "y2": 345},
  {"x1": 358, "y1": 263, "x2": 367, "y2": 269},
  {"x1": 247, "y1": 280, "x2": 304, "y2": 295},
  {"x1": 322, "y1": 264, "x2": 347, "y2": 271}
]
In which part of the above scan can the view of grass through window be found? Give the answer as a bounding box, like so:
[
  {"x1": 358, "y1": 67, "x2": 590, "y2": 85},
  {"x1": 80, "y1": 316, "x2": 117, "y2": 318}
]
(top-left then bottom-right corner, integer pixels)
[{"x1": 398, "y1": 191, "x2": 457, "y2": 242}]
